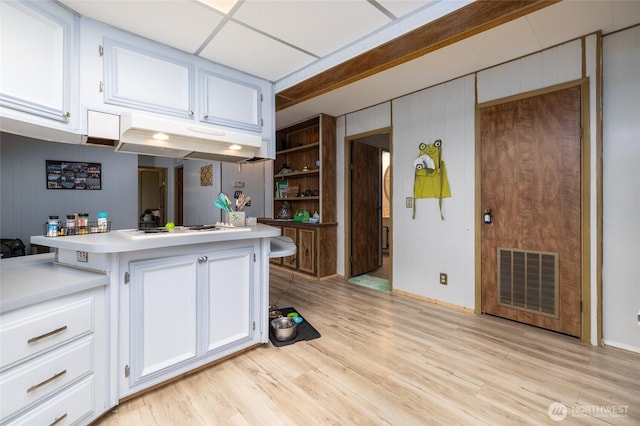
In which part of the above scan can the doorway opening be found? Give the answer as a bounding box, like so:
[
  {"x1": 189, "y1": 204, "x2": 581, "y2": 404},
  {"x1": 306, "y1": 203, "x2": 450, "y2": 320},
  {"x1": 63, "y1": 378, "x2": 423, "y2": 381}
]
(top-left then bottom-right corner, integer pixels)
[
  {"x1": 138, "y1": 167, "x2": 167, "y2": 228},
  {"x1": 345, "y1": 129, "x2": 392, "y2": 285},
  {"x1": 174, "y1": 165, "x2": 184, "y2": 226}
]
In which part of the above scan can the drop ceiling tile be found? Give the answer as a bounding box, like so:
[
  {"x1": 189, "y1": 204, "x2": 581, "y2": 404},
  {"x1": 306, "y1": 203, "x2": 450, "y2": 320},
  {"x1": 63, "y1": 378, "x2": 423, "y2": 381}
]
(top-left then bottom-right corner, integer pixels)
[
  {"x1": 611, "y1": 0, "x2": 640, "y2": 30},
  {"x1": 200, "y1": 21, "x2": 317, "y2": 81},
  {"x1": 232, "y1": 0, "x2": 392, "y2": 56},
  {"x1": 60, "y1": 0, "x2": 225, "y2": 53},
  {"x1": 377, "y1": 0, "x2": 435, "y2": 18},
  {"x1": 526, "y1": 1, "x2": 613, "y2": 48}
]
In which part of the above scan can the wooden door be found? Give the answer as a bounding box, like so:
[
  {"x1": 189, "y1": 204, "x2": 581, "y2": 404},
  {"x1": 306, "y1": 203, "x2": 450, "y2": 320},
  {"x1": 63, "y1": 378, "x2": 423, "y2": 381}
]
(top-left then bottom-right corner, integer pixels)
[
  {"x1": 174, "y1": 165, "x2": 184, "y2": 226},
  {"x1": 298, "y1": 229, "x2": 315, "y2": 274},
  {"x1": 480, "y1": 86, "x2": 582, "y2": 337},
  {"x1": 350, "y1": 141, "x2": 381, "y2": 277},
  {"x1": 281, "y1": 227, "x2": 297, "y2": 269}
]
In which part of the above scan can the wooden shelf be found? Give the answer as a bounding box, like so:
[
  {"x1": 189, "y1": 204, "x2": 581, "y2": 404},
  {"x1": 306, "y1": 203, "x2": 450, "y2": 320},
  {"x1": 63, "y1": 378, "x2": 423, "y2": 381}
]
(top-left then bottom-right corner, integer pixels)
[
  {"x1": 275, "y1": 169, "x2": 319, "y2": 179},
  {"x1": 274, "y1": 196, "x2": 320, "y2": 201},
  {"x1": 276, "y1": 142, "x2": 319, "y2": 155}
]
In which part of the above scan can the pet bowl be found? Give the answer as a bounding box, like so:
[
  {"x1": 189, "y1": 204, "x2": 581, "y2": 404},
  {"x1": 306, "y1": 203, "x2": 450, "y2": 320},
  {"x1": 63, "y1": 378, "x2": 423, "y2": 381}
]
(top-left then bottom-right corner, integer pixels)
[{"x1": 271, "y1": 316, "x2": 297, "y2": 341}]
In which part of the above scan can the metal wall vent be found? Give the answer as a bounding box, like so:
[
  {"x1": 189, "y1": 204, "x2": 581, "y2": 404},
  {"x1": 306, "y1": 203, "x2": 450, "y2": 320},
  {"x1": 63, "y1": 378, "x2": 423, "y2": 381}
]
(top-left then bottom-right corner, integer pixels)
[{"x1": 497, "y1": 248, "x2": 558, "y2": 318}]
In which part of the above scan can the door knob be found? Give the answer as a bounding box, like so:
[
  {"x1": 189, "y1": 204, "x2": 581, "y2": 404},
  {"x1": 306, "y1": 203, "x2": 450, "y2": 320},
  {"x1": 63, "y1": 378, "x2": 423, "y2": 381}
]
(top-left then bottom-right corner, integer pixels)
[
  {"x1": 483, "y1": 209, "x2": 492, "y2": 224},
  {"x1": 198, "y1": 256, "x2": 208, "y2": 263}
]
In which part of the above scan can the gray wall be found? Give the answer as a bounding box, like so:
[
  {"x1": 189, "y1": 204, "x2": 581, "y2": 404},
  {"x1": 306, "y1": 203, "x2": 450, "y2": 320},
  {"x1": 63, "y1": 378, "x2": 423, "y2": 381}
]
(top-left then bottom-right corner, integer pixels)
[
  {"x1": 0, "y1": 133, "x2": 138, "y2": 251},
  {"x1": 0, "y1": 132, "x2": 272, "y2": 255}
]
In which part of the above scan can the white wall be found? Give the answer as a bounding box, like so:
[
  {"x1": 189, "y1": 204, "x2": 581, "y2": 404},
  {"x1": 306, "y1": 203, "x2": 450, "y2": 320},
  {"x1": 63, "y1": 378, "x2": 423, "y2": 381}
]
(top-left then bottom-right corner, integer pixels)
[
  {"x1": 334, "y1": 30, "x2": 640, "y2": 351},
  {"x1": 602, "y1": 26, "x2": 640, "y2": 352},
  {"x1": 0, "y1": 133, "x2": 138, "y2": 249},
  {"x1": 391, "y1": 75, "x2": 476, "y2": 309}
]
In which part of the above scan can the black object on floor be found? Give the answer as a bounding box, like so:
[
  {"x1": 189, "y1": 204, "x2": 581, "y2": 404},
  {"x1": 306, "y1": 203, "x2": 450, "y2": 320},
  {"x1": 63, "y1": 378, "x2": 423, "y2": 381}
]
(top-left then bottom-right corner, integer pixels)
[{"x1": 269, "y1": 307, "x2": 321, "y2": 347}]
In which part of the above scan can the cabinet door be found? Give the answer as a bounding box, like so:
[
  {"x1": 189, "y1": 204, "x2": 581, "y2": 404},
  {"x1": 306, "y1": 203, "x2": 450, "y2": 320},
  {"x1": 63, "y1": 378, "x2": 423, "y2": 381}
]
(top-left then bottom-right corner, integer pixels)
[
  {"x1": 298, "y1": 229, "x2": 316, "y2": 274},
  {"x1": 0, "y1": 1, "x2": 74, "y2": 122},
  {"x1": 200, "y1": 71, "x2": 262, "y2": 133},
  {"x1": 103, "y1": 39, "x2": 194, "y2": 119},
  {"x1": 128, "y1": 255, "x2": 198, "y2": 385},
  {"x1": 203, "y1": 247, "x2": 253, "y2": 353},
  {"x1": 281, "y1": 227, "x2": 298, "y2": 269}
]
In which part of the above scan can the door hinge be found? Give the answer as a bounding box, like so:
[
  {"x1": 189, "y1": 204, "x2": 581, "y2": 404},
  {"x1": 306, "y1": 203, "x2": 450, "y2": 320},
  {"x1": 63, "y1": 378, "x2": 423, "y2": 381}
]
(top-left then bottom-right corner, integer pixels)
[
  {"x1": 253, "y1": 253, "x2": 256, "y2": 262},
  {"x1": 124, "y1": 272, "x2": 129, "y2": 284},
  {"x1": 124, "y1": 365, "x2": 129, "y2": 378},
  {"x1": 98, "y1": 45, "x2": 103, "y2": 56},
  {"x1": 261, "y1": 118, "x2": 264, "y2": 127},
  {"x1": 260, "y1": 93, "x2": 263, "y2": 102},
  {"x1": 99, "y1": 81, "x2": 104, "y2": 93},
  {"x1": 253, "y1": 321, "x2": 256, "y2": 331}
]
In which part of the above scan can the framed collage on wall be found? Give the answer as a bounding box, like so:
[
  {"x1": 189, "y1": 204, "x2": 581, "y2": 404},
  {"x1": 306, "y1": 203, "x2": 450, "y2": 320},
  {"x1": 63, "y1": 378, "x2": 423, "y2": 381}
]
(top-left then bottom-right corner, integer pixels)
[{"x1": 46, "y1": 160, "x2": 102, "y2": 190}]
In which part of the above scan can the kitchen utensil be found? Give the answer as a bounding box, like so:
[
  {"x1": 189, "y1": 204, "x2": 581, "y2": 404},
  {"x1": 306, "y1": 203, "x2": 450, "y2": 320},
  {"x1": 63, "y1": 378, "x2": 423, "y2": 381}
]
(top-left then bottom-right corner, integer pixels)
[
  {"x1": 214, "y1": 200, "x2": 230, "y2": 212},
  {"x1": 271, "y1": 316, "x2": 297, "y2": 341},
  {"x1": 216, "y1": 193, "x2": 233, "y2": 212},
  {"x1": 236, "y1": 194, "x2": 251, "y2": 211},
  {"x1": 223, "y1": 193, "x2": 233, "y2": 210}
]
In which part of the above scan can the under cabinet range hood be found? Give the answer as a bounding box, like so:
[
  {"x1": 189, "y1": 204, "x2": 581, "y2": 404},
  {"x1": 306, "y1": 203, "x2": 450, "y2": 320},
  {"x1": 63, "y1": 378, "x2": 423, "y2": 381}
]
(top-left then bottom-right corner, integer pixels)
[{"x1": 116, "y1": 112, "x2": 262, "y2": 162}]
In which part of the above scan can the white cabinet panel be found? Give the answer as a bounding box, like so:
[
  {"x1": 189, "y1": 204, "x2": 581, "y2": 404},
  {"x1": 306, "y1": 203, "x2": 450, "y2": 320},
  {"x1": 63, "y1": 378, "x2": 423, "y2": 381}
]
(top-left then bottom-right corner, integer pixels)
[
  {"x1": 204, "y1": 248, "x2": 253, "y2": 352},
  {"x1": 0, "y1": 337, "x2": 93, "y2": 421},
  {"x1": 122, "y1": 243, "x2": 259, "y2": 397},
  {"x1": 5, "y1": 376, "x2": 94, "y2": 426},
  {"x1": 0, "y1": 0, "x2": 74, "y2": 123},
  {"x1": 200, "y1": 71, "x2": 262, "y2": 132},
  {"x1": 0, "y1": 297, "x2": 94, "y2": 369},
  {"x1": 103, "y1": 39, "x2": 194, "y2": 119},
  {"x1": 129, "y1": 255, "x2": 198, "y2": 385}
]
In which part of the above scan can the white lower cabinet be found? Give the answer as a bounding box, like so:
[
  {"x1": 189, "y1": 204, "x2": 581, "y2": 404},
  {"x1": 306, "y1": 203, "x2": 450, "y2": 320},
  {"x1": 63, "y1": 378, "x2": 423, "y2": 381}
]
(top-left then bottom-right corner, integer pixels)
[
  {"x1": 128, "y1": 254, "x2": 198, "y2": 385},
  {"x1": 204, "y1": 248, "x2": 253, "y2": 353},
  {"x1": 0, "y1": 288, "x2": 106, "y2": 425},
  {"x1": 120, "y1": 245, "x2": 257, "y2": 397}
]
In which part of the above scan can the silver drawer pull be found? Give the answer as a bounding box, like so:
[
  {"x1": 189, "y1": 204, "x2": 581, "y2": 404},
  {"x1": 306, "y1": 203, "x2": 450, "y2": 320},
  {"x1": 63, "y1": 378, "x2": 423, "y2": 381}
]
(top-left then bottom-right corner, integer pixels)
[
  {"x1": 27, "y1": 326, "x2": 68, "y2": 344},
  {"x1": 49, "y1": 413, "x2": 67, "y2": 426},
  {"x1": 27, "y1": 369, "x2": 67, "y2": 393}
]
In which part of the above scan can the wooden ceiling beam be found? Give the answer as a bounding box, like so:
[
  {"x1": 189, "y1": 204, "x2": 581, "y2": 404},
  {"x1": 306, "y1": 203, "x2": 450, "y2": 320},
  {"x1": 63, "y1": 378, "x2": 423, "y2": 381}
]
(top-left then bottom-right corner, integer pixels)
[{"x1": 275, "y1": 0, "x2": 560, "y2": 111}]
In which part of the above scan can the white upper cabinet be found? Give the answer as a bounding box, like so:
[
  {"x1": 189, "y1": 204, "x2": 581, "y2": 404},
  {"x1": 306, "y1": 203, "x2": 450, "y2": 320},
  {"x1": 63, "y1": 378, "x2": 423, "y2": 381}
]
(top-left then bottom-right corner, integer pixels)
[
  {"x1": 102, "y1": 39, "x2": 195, "y2": 119},
  {"x1": 0, "y1": 0, "x2": 78, "y2": 128},
  {"x1": 200, "y1": 71, "x2": 262, "y2": 133},
  {"x1": 1, "y1": 1, "x2": 274, "y2": 154}
]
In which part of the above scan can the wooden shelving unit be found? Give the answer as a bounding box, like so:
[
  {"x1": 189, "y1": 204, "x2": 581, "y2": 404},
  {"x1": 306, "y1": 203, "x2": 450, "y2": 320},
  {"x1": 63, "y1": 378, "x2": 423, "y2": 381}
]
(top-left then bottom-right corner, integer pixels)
[
  {"x1": 272, "y1": 114, "x2": 336, "y2": 223},
  {"x1": 263, "y1": 113, "x2": 337, "y2": 278}
]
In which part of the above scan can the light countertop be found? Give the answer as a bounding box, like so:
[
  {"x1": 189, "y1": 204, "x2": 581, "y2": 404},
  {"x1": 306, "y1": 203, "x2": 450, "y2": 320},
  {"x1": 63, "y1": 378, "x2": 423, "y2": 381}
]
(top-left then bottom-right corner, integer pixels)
[
  {"x1": 31, "y1": 224, "x2": 281, "y2": 254},
  {"x1": 0, "y1": 253, "x2": 109, "y2": 314}
]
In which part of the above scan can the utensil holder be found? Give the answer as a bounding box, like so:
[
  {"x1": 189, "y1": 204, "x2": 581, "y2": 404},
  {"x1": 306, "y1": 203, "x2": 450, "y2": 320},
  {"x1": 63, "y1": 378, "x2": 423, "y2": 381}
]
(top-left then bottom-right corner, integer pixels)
[{"x1": 224, "y1": 211, "x2": 245, "y2": 227}]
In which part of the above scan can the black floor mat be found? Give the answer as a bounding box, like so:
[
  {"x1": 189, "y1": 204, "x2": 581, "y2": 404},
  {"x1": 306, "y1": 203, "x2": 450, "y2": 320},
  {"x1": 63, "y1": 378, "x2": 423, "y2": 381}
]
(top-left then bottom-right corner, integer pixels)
[{"x1": 269, "y1": 306, "x2": 321, "y2": 347}]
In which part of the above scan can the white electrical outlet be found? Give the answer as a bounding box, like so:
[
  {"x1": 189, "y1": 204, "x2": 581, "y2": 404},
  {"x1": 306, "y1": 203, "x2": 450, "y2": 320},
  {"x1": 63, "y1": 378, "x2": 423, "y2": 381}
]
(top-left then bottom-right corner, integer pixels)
[
  {"x1": 233, "y1": 181, "x2": 245, "y2": 188},
  {"x1": 406, "y1": 197, "x2": 413, "y2": 208},
  {"x1": 77, "y1": 251, "x2": 88, "y2": 263}
]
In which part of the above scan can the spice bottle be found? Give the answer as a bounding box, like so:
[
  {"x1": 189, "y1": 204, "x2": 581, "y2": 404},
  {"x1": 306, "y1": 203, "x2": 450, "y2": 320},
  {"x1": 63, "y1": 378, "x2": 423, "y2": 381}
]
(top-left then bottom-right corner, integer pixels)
[
  {"x1": 97, "y1": 212, "x2": 108, "y2": 232},
  {"x1": 78, "y1": 213, "x2": 89, "y2": 234},
  {"x1": 66, "y1": 215, "x2": 76, "y2": 235},
  {"x1": 47, "y1": 216, "x2": 59, "y2": 237}
]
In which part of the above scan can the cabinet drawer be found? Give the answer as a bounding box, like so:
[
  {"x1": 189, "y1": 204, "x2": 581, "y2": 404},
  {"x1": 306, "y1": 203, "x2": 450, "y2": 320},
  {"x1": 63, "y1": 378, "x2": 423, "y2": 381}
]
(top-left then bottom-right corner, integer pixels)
[
  {"x1": 1, "y1": 337, "x2": 93, "y2": 421},
  {"x1": 4, "y1": 375, "x2": 94, "y2": 426},
  {"x1": 0, "y1": 296, "x2": 94, "y2": 369}
]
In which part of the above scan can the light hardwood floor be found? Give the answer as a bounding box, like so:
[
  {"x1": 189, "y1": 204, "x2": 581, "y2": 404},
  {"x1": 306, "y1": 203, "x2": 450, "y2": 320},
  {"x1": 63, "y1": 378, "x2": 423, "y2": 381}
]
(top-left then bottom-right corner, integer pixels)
[{"x1": 96, "y1": 268, "x2": 640, "y2": 425}]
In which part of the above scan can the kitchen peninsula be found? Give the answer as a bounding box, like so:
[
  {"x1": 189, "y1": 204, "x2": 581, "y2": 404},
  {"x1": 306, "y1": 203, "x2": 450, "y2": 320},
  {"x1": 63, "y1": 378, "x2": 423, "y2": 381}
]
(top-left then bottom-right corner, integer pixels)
[{"x1": 1, "y1": 224, "x2": 280, "y2": 424}]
